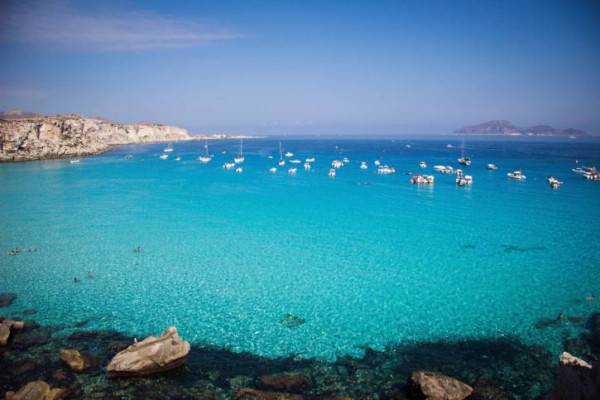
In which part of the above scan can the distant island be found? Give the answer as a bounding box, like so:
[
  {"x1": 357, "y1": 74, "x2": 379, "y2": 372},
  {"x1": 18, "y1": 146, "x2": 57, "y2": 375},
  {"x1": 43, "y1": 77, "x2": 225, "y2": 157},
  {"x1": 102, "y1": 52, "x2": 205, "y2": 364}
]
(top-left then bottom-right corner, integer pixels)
[
  {"x1": 0, "y1": 110, "x2": 254, "y2": 162},
  {"x1": 454, "y1": 120, "x2": 589, "y2": 137}
]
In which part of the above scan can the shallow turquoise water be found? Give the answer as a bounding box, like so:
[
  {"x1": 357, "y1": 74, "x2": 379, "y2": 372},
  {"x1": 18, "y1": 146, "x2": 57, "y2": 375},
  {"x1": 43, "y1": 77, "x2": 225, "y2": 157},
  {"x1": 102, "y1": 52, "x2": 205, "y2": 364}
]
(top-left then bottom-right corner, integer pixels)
[{"x1": 1, "y1": 137, "x2": 599, "y2": 359}]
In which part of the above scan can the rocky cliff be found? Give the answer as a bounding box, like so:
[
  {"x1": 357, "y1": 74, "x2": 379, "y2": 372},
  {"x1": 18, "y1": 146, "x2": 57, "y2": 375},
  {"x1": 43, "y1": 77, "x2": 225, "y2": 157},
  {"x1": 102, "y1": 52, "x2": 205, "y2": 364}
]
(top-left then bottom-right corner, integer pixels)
[{"x1": 0, "y1": 113, "x2": 191, "y2": 162}]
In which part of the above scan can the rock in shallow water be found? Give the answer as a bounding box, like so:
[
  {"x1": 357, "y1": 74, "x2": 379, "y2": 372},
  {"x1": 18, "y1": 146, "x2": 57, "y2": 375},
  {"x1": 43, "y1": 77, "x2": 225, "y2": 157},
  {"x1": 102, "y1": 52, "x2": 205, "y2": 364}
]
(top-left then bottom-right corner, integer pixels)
[
  {"x1": 257, "y1": 374, "x2": 311, "y2": 393},
  {"x1": 280, "y1": 313, "x2": 305, "y2": 329},
  {"x1": 0, "y1": 293, "x2": 17, "y2": 307},
  {"x1": 0, "y1": 319, "x2": 24, "y2": 346},
  {"x1": 235, "y1": 388, "x2": 304, "y2": 400},
  {"x1": 5, "y1": 380, "x2": 65, "y2": 400},
  {"x1": 408, "y1": 371, "x2": 473, "y2": 400},
  {"x1": 106, "y1": 326, "x2": 190, "y2": 376},
  {"x1": 559, "y1": 352, "x2": 592, "y2": 369},
  {"x1": 59, "y1": 348, "x2": 98, "y2": 372}
]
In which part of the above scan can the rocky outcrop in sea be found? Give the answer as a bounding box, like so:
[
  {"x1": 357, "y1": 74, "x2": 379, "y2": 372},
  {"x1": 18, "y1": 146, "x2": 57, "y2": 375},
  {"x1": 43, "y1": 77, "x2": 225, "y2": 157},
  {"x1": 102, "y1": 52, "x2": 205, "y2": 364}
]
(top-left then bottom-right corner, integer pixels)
[{"x1": 0, "y1": 113, "x2": 191, "y2": 162}]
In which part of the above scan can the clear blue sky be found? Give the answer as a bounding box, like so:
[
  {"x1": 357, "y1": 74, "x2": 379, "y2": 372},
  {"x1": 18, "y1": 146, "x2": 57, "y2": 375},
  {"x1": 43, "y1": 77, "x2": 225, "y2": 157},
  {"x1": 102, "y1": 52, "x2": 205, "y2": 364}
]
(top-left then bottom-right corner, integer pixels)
[{"x1": 1, "y1": 0, "x2": 599, "y2": 135}]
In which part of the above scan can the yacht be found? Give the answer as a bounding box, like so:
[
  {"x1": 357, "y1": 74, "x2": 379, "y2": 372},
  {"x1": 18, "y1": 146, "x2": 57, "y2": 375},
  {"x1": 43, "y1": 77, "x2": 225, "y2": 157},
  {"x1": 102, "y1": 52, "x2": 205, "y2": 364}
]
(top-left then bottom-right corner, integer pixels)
[
  {"x1": 584, "y1": 172, "x2": 600, "y2": 181},
  {"x1": 331, "y1": 160, "x2": 343, "y2": 169},
  {"x1": 419, "y1": 161, "x2": 427, "y2": 168},
  {"x1": 289, "y1": 159, "x2": 301, "y2": 164},
  {"x1": 305, "y1": 157, "x2": 316, "y2": 163},
  {"x1": 433, "y1": 165, "x2": 453, "y2": 174},
  {"x1": 198, "y1": 141, "x2": 212, "y2": 163},
  {"x1": 377, "y1": 165, "x2": 396, "y2": 175},
  {"x1": 304, "y1": 162, "x2": 311, "y2": 171},
  {"x1": 487, "y1": 163, "x2": 498, "y2": 170},
  {"x1": 360, "y1": 161, "x2": 368, "y2": 170},
  {"x1": 507, "y1": 170, "x2": 526, "y2": 180},
  {"x1": 163, "y1": 144, "x2": 174, "y2": 153},
  {"x1": 547, "y1": 176, "x2": 562, "y2": 189},
  {"x1": 233, "y1": 139, "x2": 245, "y2": 164},
  {"x1": 328, "y1": 169, "x2": 336, "y2": 177},
  {"x1": 284, "y1": 151, "x2": 294, "y2": 158},
  {"x1": 223, "y1": 162, "x2": 235, "y2": 170},
  {"x1": 69, "y1": 159, "x2": 81, "y2": 164},
  {"x1": 572, "y1": 166, "x2": 597, "y2": 175},
  {"x1": 269, "y1": 167, "x2": 277, "y2": 173},
  {"x1": 411, "y1": 174, "x2": 434, "y2": 185},
  {"x1": 288, "y1": 167, "x2": 297, "y2": 175},
  {"x1": 159, "y1": 154, "x2": 169, "y2": 160}
]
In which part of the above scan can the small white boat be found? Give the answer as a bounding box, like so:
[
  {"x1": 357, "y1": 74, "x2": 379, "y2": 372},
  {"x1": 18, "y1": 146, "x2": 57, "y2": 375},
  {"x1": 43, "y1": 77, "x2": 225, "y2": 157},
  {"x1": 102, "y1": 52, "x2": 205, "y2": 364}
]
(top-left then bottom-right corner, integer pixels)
[
  {"x1": 278, "y1": 159, "x2": 286, "y2": 167},
  {"x1": 487, "y1": 163, "x2": 498, "y2": 170},
  {"x1": 328, "y1": 169, "x2": 336, "y2": 177},
  {"x1": 174, "y1": 156, "x2": 181, "y2": 161},
  {"x1": 446, "y1": 144, "x2": 454, "y2": 148},
  {"x1": 289, "y1": 159, "x2": 301, "y2": 164},
  {"x1": 433, "y1": 165, "x2": 453, "y2": 174},
  {"x1": 374, "y1": 160, "x2": 381, "y2": 166},
  {"x1": 159, "y1": 154, "x2": 169, "y2": 160},
  {"x1": 405, "y1": 144, "x2": 411, "y2": 149},
  {"x1": 547, "y1": 176, "x2": 562, "y2": 189},
  {"x1": 269, "y1": 167, "x2": 277, "y2": 173},
  {"x1": 507, "y1": 170, "x2": 526, "y2": 180},
  {"x1": 331, "y1": 160, "x2": 343, "y2": 169},
  {"x1": 234, "y1": 139, "x2": 244, "y2": 164},
  {"x1": 360, "y1": 161, "x2": 368, "y2": 170},
  {"x1": 288, "y1": 167, "x2": 297, "y2": 175},
  {"x1": 69, "y1": 159, "x2": 81, "y2": 164},
  {"x1": 305, "y1": 157, "x2": 316, "y2": 163},
  {"x1": 419, "y1": 161, "x2": 427, "y2": 169},
  {"x1": 198, "y1": 141, "x2": 212, "y2": 163},
  {"x1": 455, "y1": 169, "x2": 473, "y2": 186},
  {"x1": 411, "y1": 174, "x2": 434, "y2": 185},
  {"x1": 304, "y1": 162, "x2": 311, "y2": 170},
  {"x1": 235, "y1": 167, "x2": 243, "y2": 173},
  {"x1": 163, "y1": 144, "x2": 174, "y2": 153},
  {"x1": 572, "y1": 166, "x2": 597, "y2": 175},
  {"x1": 342, "y1": 157, "x2": 350, "y2": 163},
  {"x1": 223, "y1": 162, "x2": 235, "y2": 170},
  {"x1": 377, "y1": 165, "x2": 396, "y2": 175},
  {"x1": 284, "y1": 152, "x2": 294, "y2": 158},
  {"x1": 268, "y1": 155, "x2": 273, "y2": 159},
  {"x1": 457, "y1": 157, "x2": 471, "y2": 166}
]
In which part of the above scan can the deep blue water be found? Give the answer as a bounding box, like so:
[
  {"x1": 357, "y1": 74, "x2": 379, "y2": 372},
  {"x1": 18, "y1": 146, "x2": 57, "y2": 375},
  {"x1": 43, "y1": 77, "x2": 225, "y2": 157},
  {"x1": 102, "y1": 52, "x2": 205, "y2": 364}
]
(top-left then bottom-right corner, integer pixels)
[{"x1": 1, "y1": 137, "x2": 599, "y2": 360}]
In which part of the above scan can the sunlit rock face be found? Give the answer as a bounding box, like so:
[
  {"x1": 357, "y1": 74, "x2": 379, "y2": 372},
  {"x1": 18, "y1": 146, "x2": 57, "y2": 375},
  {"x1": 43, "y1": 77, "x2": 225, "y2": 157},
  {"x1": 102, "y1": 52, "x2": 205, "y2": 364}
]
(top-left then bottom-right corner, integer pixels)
[{"x1": 0, "y1": 114, "x2": 190, "y2": 162}]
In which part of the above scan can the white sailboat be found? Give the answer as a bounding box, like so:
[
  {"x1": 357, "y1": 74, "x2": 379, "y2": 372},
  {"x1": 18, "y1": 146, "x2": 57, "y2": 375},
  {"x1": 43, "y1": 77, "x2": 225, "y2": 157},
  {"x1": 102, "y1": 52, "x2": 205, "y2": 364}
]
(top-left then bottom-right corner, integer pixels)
[
  {"x1": 277, "y1": 141, "x2": 285, "y2": 166},
  {"x1": 163, "y1": 143, "x2": 174, "y2": 153},
  {"x1": 234, "y1": 139, "x2": 245, "y2": 164},
  {"x1": 457, "y1": 138, "x2": 471, "y2": 166},
  {"x1": 198, "y1": 140, "x2": 212, "y2": 163}
]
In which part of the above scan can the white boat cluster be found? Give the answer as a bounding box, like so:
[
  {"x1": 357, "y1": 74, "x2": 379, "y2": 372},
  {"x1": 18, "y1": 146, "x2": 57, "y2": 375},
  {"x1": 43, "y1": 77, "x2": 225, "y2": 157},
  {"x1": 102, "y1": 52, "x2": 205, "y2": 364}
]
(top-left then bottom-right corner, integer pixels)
[{"x1": 572, "y1": 166, "x2": 599, "y2": 181}]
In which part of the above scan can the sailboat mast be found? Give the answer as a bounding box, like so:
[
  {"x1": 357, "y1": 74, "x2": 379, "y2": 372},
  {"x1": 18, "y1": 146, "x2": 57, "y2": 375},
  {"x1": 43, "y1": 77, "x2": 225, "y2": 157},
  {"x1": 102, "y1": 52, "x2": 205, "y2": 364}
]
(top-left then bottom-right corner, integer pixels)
[{"x1": 279, "y1": 141, "x2": 283, "y2": 160}]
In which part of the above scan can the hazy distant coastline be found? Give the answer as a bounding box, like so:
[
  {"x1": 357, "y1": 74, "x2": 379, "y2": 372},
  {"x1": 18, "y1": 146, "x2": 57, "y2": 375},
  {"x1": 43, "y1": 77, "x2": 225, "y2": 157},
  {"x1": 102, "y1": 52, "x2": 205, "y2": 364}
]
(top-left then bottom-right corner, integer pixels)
[{"x1": 455, "y1": 120, "x2": 589, "y2": 137}]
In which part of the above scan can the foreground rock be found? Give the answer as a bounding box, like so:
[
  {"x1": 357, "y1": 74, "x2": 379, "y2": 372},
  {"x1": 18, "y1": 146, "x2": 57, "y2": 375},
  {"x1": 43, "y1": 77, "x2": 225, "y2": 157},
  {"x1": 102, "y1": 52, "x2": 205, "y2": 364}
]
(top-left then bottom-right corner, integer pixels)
[
  {"x1": 235, "y1": 388, "x2": 304, "y2": 400},
  {"x1": 106, "y1": 327, "x2": 190, "y2": 376},
  {"x1": 5, "y1": 380, "x2": 65, "y2": 400},
  {"x1": 408, "y1": 371, "x2": 473, "y2": 400},
  {"x1": 0, "y1": 318, "x2": 25, "y2": 346},
  {"x1": 560, "y1": 352, "x2": 592, "y2": 369},
  {"x1": 257, "y1": 374, "x2": 311, "y2": 393},
  {"x1": 0, "y1": 114, "x2": 191, "y2": 162},
  {"x1": 0, "y1": 293, "x2": 17, "y2": 307},
  {"x1": 59, "y1": 349, "x2": 97, "y2": 372}
]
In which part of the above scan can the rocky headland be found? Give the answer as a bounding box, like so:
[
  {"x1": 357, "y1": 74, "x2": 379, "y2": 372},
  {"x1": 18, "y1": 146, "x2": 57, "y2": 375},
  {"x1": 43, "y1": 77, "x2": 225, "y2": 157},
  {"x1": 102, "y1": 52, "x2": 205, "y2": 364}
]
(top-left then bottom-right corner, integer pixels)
[
  {"x1": 454, "y1": 120, "x2": 589, "y2": 137},
  {"x1": 0, "y1": 112, "x2": 193, "y2": 162}
]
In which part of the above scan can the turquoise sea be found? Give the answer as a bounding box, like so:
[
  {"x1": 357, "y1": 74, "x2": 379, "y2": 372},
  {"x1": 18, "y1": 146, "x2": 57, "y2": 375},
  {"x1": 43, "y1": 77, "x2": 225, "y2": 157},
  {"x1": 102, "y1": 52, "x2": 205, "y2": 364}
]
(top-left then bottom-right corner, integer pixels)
[{"x1": 1, "y1": 137, "x2": 599, "y2": 360}]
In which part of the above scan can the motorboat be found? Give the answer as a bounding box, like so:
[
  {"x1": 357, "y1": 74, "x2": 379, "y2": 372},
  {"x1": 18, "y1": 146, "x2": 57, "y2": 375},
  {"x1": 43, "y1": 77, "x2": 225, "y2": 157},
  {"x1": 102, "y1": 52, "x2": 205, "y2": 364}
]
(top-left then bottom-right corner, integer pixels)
[
  {"x1": 305, "y1": 157, "x2": 316, "y2": 163},
  {"x1": 328, "y1": 169, "x2": 336, "y2": 177},
  {"x1": 419, "y1": 161, "x2": 427, "y2": 168},
  {"x1": 269, "y1": 167, "x2": 277, "y2": 173},
  {"x1": 278, "y1": 159, "x2": 286, "y2": 167},
  {"x1": 69, "y1": 159, "x2": 81, "y2": 164},
  {"x1": 433, "y1": 165, "x2": 453, "y2": 174},
  {"x1": 235, "y1": 167, "x2": 243, "y2": 173},
  {"x1": 289, "y1": 159, "x2": 301, "y2": 164},
  {"x1": 507, "y1": 170, "x2": 526, "y2": 180},
  {"x1": 377, "y1": 165, "x2": 396, "y2": 175},
  {"x1": 342, "y1": 157, "x2": 350, "y2": 163},
  {"x1": 446, "y1": 144, "x2": 454, "y2": 148},
  {"x1": 174, "y1": 156, "x2": 181, "y2": 161},
  {"x1": 584, "y1": 172, "x2": 600, "y2": 181},
  {"x1": 411, "y1": 174, "x2": 434, "y2": 185},
  {"x1": 547, "y1": 176, "x2": 562, "y2": 189},
  {"x1": 163, "y1": 144, "x2": 174, "y2": 153},
  {"x1": 285, "y1": 152, "x2": 294, "y2": 158},
  {"x1": 159, "y1": 154, "x2": 169, "y2": 160},
  {"x1": 331, "y1": 160, "x2": 343, "y2": 169},
  {"x1": 360, "y1": 161, "x2": 368, "y2": 170},
  {"x1": 457, "y1": 157, "x2": 471, "y2": 166},
  {"x1": 288, "y1": 167, "x2": 297, "y2": 175},
  {"x1": 572, "y1": 166, "x2": 597, "y2": 175},
  {"x1": 374, "y1": 160, "x2": 381, "y2": 166},
  {"x1": 304, "y1": 162, "x2": 311, "y2": 170},
  {"x1": 455, "y1": 169, "x2": 473, "y2": 186},
  {"x1": 223, "y1": 162, "x2": 235, "y2": 170},
  {"x1": 487, "y1": 163, "x2": 498, "y2": 170}
]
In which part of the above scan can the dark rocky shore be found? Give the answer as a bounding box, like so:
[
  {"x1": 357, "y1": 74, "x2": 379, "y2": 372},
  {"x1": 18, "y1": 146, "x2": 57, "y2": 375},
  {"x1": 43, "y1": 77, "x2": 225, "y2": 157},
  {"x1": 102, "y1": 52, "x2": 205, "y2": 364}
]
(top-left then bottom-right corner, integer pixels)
[{"x1": 2, "y1": 293, "x2": 599, "y2": 400}]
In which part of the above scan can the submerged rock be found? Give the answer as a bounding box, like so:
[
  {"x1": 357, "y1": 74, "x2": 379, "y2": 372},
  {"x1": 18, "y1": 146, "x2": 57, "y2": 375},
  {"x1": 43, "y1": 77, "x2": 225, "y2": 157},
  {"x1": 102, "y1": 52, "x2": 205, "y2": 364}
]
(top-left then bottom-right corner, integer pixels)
[
  {"x1": 0, "y1": 293, "x2": 17, "y2": 307},
  {"x1": 257, "y1": 374, "x2": 311, "y2": 393},
  {"x1": 59, "y1": 349, "x2": 98, "y2": 372},
  {"x1": 5, "y1": 380, "x2": 65, "y2": 400},
  {"x1": 408, "y1": 371, "x2": 473, "y2": 400},
  {"x1": 546, "y1": 362, "x2": 600, "y2": 400},
  {"x1": 106, "y1": 327, "x2": 190, "y2": 376},
  {"x1": 235, "y1": 388, "x2": 304, "y2": 400},
  {"x1": 560, "y1": 352, "x2": 592, "y2": 369},
  {"x1": 280, "y1": 313, "x2": 305, "y2": 329},
  {"x1": 0, "y1": 319, "x2": 25, "y2": 345}
]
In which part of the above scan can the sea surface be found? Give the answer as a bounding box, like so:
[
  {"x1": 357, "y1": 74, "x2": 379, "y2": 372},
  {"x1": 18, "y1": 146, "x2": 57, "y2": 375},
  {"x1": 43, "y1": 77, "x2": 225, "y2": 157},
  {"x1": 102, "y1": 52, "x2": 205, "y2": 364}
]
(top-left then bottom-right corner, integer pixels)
[{"x1": 1, "y1": 137, "x2": 599, "y2": 360}]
